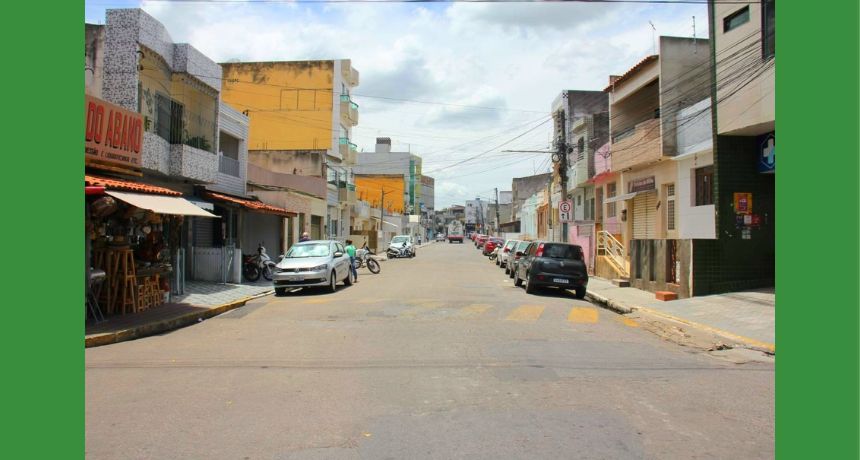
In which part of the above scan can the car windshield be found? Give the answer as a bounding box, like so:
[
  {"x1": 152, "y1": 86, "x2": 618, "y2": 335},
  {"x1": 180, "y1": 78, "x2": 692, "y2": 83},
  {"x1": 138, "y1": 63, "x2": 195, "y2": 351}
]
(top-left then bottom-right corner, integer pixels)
[
  {"x1": 391, "y1": 236, "x2": 409, "y2": 244},
  {"x1": 505, "y1": 241, "x2": 518, "y2": 249},
  {"x1": 285, "y1": 243, "x2": 330, "y2": 258},
  {"x1": 516, "y1": 242, "x2": 531, "y2": 252},
  {"x1": 541, "y1": 244, "x2": 583, "y2": 260}
]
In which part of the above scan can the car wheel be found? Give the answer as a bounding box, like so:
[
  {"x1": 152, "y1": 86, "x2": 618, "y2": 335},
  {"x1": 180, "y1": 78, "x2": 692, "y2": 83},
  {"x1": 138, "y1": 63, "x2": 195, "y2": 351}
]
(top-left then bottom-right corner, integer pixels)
[
  {"x1": 525, "y1": 273, "x2": 535, "y2": 294},
  {"x1": 513, "y1": 270, "x2": 522, "y2": 287},
  {"x1": 509, "y1": 267, "x2": 515, "y2": 278},
  {"x1": 275, "y1": 287, "x2": 287, "y2": 296},
  {"x1": 328, "y1": 271, "x2": 337, "y2": 293},
  {"x1": 575, "y1": 288, "x2": 586, "y2": 300},
  {"x1": 505, "y1": 266, "x2": 510, "y2": 275}
]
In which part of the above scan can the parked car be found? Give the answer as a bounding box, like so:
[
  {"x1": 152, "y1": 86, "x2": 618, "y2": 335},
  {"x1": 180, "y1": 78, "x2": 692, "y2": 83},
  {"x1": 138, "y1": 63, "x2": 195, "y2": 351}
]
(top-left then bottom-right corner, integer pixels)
[
  {"x1": 475, "y1": 235, "x2": 489, "y2": 248},
  {"x1": 482, "y1": 237, "x2": 504, "y2": 256},
  {"x1": 272, "y1": 240, "x2": 354, "y2": 295},
  {"x1": 497, "y1": 239, "x2": 520, "y2": 268},
  {"x1": 507, "y1": 240, "x2": 533, "y2": 277},
  {"x1": 513, "y1": 241, "x2": 589, "y2": 298},
  {"x1": 436, "y1": 233, "x2": 446, "y2": 242}
]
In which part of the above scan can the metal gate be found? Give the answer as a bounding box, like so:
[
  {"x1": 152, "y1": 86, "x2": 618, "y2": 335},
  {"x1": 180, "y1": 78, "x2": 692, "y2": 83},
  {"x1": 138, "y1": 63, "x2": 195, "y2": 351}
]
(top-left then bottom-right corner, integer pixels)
[{"x1": 632, "y1": 191, "x2": 656, "y2": 239}]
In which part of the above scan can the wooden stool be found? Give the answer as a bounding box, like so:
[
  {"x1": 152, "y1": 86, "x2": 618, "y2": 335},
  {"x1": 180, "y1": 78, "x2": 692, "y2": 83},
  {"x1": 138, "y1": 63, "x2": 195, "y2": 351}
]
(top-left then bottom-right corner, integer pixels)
[{"x1": 116, "y1": 249, "x2": 136, "y2": 315}]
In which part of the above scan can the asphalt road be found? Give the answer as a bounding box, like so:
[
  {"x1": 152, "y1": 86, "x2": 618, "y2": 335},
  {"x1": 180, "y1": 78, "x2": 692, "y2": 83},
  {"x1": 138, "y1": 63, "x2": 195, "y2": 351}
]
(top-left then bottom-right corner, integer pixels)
[{"x1": 86, "y1": 242, "x2": 774, "y2": 459}]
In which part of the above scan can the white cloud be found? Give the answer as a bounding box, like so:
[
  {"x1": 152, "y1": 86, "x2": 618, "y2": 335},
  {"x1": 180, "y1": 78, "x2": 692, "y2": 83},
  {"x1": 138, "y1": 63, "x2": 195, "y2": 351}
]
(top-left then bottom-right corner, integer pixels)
[{"x1": 86, "y1": 0, "x2": 707, "y2": 209}]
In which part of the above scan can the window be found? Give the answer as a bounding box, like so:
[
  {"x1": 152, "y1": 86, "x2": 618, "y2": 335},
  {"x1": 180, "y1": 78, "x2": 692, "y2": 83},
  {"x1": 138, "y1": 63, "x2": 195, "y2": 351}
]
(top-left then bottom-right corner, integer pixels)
[
  {"x1": 695, "y1": 166, "x2": 714, "y2": 206},
  {"x1": 607, "y1": 182, "x2": 617, "y2": 218},
  {"x1": 666, "y1": 184, "x2": 676, "y2": 231},
  {"x1": 762, "y1": 0, "x2": 775, "y2": 59},
  {"x1": 723, "y1": 6, "x2": 750, "y2": 32},
  {"x1": 577, "y1": 195, "x2": 582, "y2": 206},
  {"x1": 577, "y1": 137, "x2": 585, "y2": 161}
]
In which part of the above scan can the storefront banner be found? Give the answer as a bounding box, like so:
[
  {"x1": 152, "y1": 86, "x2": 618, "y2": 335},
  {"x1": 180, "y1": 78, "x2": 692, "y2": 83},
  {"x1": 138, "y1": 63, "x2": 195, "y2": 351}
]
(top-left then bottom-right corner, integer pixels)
[{"x1": 85, "y1": 95, "x2": 143, "y2": 170}]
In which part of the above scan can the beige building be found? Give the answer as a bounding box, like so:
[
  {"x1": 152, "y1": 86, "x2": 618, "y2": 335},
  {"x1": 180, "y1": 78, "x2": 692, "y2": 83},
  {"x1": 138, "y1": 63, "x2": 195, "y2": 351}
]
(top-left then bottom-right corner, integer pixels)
[{"x1": 605, "y1": 36, "x2": 711, "y2": 298}]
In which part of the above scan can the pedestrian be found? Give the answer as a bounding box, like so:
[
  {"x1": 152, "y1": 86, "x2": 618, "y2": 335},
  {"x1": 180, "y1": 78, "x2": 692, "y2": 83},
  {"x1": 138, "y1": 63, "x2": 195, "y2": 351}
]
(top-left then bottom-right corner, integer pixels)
[
  {"x1": 345, "y1": 239, "x2": 358, "y2": 283},
  {"x1": 299, "y1": 232, "x2": 310, "y2": 242}
]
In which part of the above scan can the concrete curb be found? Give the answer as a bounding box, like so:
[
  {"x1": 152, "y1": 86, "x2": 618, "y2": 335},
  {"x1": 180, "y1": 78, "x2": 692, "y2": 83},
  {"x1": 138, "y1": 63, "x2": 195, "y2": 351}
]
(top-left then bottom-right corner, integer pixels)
[
  {"x1": 631, "y1": 306, "x2": 776, "y2": 354},
  {"x1": 84, "y1": 290, "x2": 273, "y2": 348},
  {"x1": 585, "y1": 291, "x2": 634, "y2": 314},
  {"x1": 585, "y1": 290, "x2": 774, "y2": 354}
]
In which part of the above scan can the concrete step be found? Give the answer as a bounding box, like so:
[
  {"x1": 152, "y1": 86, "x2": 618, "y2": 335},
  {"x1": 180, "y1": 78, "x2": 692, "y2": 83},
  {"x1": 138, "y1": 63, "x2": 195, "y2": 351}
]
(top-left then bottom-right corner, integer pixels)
[
  {"x1": 611, "y1": 278, "x2": 630, "y2": 287},
  {"x1": 655, "y1": 291, "x2": 678, "y2": 301}
]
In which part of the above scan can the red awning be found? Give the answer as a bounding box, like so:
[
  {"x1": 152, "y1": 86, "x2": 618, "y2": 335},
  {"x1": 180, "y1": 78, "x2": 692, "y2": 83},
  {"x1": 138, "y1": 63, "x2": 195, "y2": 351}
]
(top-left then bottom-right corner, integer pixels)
[
  {"x1": 85, "y1": 175, "x2": 182, "y2": 196},
  {"x1": 203, "y1": 191, "x2": 297, "y2": 217}
]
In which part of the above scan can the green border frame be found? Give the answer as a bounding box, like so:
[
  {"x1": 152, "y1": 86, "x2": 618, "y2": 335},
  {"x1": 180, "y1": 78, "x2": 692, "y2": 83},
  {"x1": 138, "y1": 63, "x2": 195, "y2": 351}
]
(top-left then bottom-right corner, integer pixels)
[
  {"x1": 779, "y1": 0, "x2": 859, "y2": 458},
  {"x1": 4, "y1": 1, "x2": 83, "y2": 458},
  {"x1": 4, "y1": 1, "x2": 859, "y2": 458}
]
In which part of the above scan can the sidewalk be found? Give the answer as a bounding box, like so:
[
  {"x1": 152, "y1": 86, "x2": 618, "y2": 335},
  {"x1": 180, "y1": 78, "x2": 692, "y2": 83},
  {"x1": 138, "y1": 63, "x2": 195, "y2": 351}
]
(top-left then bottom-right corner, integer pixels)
[
  {"x1": 85, "y1": 280, "x2": 273, "y2": 347},
  {"x1": 586, "y1": 277, "x2": 775, "y2": 353}
]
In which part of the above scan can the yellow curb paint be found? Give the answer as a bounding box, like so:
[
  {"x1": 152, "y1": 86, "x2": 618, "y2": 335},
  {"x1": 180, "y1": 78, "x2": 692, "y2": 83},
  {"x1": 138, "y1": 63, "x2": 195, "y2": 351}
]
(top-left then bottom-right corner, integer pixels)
[
  {"x1": 505, "y1": 305, "x2": 545, "y2": 322},
  {"x1": 618, "y1": 316, "x2": 640, "y2": 328},
  {"x1": 568, "y1": 307, "x2": 599, "y2": 324},
  {"x1": 633, "y1": 306, "x2": 775, "y2": 353}
]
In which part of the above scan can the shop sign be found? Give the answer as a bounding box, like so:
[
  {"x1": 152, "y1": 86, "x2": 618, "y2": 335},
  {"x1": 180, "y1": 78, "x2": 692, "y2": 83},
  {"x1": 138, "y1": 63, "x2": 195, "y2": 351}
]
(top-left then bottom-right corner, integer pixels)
[
  {"x1": 733, "y1": 192, "x2": 753, "y2": 215},
  {"x1": 85, "y1": 95, "x2": 143, "y2": 172},
  {"x1": 628, "y1": 176, "x2": 656, "y2": 193},
  {"x1": 758, "y1": 132, "x2": 775, "y2": 174}
]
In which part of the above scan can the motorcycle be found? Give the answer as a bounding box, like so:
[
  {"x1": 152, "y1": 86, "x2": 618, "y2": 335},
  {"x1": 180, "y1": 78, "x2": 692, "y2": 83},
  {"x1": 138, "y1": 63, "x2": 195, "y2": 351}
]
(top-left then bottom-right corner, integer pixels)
[
  {"x1": 488, "y1": 247, "x2": 499, "y2": 261},
  {"x1": 353, "y1": 244, "x2": 381, "y2": 274},
  {"x1": 387, "y1": 241, "x2": 413, "y2": 259},
  {"x1": 243, "y1": 243, "x2": 277, "y2": 282}
]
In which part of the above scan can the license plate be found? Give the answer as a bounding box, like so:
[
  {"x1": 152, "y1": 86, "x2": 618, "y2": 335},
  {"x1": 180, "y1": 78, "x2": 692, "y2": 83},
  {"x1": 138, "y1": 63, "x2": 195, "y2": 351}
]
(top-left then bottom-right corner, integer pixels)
[
  {"x1": 288, "y1": 275, "x2": 303, "y2": 282},
  {"x1": 553, "y1": 278, "x2": 569, "y2": 284}
]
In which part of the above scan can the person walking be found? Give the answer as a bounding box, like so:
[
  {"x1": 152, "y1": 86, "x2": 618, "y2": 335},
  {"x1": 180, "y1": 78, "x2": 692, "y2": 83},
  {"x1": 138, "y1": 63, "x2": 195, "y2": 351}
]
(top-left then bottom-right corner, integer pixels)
[
  {"x1": 299, "y1": 232, "x2": 310, "y2": 242},
  {"x1": 345, "y1": 239, "x2": 358, "y2": 283}
]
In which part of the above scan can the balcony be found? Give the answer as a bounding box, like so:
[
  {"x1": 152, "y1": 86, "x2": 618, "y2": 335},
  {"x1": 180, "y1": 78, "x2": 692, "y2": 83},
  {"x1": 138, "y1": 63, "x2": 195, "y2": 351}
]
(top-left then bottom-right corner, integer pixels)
[
  {"x1": 339, "y1": 183, "x2": 357, "y2": 204},
  {"x1": 339, "y1": 137, "x2": 358, "y2": 164},
  {"x1": 218, "y1": 155, "x2": 240, "y2": 177},
  {"x1": 340, "y1": 95, "x2": 359, "y2": 127},
  {"x1": 169, "y1": 144, "x2": 217, "y2": 183},
  {"x1": 610, "y1": 118, "x2": 662, "y2": 172}
]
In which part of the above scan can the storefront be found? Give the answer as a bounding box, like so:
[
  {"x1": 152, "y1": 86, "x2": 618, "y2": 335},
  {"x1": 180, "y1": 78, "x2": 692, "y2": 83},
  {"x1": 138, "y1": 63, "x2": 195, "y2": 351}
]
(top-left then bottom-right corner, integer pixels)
[{"x1": 85, "y1": 175, "x2": 217, "y2": 319}]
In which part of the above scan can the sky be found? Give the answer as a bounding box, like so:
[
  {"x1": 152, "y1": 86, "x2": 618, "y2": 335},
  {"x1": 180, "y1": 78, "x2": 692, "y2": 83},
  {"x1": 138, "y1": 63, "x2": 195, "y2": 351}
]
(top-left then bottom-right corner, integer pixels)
[{"x1": 85, "y1": 0, "x2": 708, "y2": 209}]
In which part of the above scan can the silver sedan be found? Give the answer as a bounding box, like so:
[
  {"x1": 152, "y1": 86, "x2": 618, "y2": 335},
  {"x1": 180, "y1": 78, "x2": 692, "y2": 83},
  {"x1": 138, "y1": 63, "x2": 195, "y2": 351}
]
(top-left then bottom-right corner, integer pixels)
[{"x1": 272, "y1": 240, "x2": 354, "y2": 295}]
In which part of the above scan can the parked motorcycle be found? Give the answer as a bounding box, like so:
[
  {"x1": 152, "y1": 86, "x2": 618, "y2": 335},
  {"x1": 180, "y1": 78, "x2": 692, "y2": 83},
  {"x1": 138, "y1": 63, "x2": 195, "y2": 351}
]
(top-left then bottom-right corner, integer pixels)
[
  {"x1": 488, "y1": 247, "x2": 499, "y2": 261},
  {"x1": 387, "y1": 242, "x2": 412, "y2": 259},
  {"x1": 353, "y1": 245, "x2": 381, "y2": 274},
  {"x1": 243, "y1": 243, "x2": 277, "y2": 281}
]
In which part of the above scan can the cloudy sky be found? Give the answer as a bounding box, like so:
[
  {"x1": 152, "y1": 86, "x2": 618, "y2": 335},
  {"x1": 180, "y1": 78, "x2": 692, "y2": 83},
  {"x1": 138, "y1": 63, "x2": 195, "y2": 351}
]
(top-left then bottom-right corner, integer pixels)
[{"x1": 85, "y1": 0, "x2": 707, "y2": 208}]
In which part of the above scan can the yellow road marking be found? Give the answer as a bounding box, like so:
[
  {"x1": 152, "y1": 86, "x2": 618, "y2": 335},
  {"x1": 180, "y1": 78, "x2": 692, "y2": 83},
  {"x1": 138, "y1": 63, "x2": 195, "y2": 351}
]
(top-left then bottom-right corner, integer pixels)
[
  {"x1": 505, "y1": 305, "x2": 545, "y2": 322},
  {"x1": 567, "y1": 307, "x2": 599, "y2": 324},
  {"x1": 458, "y1": 304, "x2": 493, "y2": 318},
  {"x1": 303, "y1": 298, "x2": 333, "y2": 305},
  {"x1": 618, "y1": 316, "x2": 640, "y2": 328}
]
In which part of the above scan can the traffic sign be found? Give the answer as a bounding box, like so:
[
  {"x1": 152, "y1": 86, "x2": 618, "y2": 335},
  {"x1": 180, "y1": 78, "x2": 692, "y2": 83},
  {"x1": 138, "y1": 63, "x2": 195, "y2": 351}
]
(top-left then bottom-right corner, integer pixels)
[
  {"x1": 559, "y1": 200, "x2": 572, "y2": 223},
  {"x1": 559, "y1": 200, "x2": 572, "y2": 213}
]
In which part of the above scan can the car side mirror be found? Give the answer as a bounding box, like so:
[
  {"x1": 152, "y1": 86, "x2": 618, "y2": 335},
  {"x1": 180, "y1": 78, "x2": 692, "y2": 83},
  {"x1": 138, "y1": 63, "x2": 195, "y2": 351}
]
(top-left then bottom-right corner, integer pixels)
[
  {"x1": 334, "y1": 251, "x2": 344, "y2": 257},
  {"x1": 515, "y1": 251, "x2": 523, "y2": 257}
]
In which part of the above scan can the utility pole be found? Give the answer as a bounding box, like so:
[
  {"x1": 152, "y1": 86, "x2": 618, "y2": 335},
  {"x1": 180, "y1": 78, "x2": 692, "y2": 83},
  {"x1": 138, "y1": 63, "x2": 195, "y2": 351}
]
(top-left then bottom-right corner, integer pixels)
[
  {"x1": 555, "y1": 104, "x2": 570, "y2": 243},
  {"x1": 494, "y1": 188, "x2": 501, "y2": 236}
]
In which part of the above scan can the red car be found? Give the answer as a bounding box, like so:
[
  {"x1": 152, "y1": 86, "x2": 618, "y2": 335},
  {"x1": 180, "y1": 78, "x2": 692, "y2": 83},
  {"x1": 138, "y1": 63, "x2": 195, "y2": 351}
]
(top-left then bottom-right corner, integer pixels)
[
  {"x1": 475, "y1": 235, "x2": 489, "y2": 248},
  {"x1": 482, "y1": 237, "x2": 504, "y2": 256}
]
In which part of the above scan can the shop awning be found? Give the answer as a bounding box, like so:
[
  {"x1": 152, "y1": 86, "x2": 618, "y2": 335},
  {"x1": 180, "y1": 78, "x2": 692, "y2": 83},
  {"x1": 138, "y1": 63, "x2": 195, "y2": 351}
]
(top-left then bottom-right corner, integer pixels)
[
  {"x1": 86, "y1": 175, "x2": 182, "y2": 196},
  {"x1": 105, "y1": 191, "x2": 218, "y2": 218},
  {"x1": 604, "y1": 192, "x2": 637, "y2": 204},
  {"x1": 203, "y1": 191, "x2": 297, "y2": 217}
]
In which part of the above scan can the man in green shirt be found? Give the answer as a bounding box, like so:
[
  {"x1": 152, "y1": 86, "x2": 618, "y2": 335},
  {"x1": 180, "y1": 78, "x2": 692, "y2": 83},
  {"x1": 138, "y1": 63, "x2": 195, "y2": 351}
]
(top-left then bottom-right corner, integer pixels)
[{"x1": 345, "y1": 239, "x2": 358, "y2": 282}]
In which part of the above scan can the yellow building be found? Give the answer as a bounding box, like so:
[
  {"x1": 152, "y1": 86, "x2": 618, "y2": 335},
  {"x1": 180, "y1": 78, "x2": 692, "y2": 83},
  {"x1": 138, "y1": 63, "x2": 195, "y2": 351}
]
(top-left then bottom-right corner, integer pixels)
[
  {"x1": 355, "y1": 175, "x2": 406, "y2": 214},
  {"x1": 220, "y1": 59, "x2": 360, "y2": 240}
]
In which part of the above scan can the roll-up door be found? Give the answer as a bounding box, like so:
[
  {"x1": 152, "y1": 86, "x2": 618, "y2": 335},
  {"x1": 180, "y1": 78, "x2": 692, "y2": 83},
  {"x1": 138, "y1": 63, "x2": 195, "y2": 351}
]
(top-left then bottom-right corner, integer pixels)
[
  {"x1": 632, "y1": 191, "x2": 656, "y2": 239},
  {"x1": 194, "y1": 216, "x2": 215, "y2": 248}
]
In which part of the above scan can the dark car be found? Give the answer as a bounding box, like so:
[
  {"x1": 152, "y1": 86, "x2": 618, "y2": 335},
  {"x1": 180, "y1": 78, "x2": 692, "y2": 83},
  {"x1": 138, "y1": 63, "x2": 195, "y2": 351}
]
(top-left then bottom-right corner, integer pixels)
[
  {"x1": 513, "y1": 241, "x2": 589, "y2": 298},
  {"x1": 482, "y1": 237, "x2": 504, "y2": 256}
]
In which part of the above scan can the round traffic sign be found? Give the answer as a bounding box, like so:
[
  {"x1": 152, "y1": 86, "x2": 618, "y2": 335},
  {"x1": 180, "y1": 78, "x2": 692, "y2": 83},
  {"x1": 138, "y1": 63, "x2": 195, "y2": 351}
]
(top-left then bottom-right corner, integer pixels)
[{"x1": 559, "y1": 201, "x2": 572, "y2": 213}]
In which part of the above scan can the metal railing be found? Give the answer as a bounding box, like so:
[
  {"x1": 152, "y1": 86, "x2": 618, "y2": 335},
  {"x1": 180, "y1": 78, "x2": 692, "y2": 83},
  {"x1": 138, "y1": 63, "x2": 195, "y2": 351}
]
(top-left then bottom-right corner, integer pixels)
[
  {"x1": 219, "y1": 155, "x2": 241, "y2": 177},
  {"x1": 596, "y1": 230, "x2": 628, "y2": 277}
]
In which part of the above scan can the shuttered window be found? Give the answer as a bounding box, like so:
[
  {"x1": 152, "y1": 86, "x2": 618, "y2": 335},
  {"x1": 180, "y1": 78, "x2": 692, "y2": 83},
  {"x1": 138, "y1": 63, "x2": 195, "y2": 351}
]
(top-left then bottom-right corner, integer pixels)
[{"x1": 632, "y1": 192, "x2": 657, "y2": 239}]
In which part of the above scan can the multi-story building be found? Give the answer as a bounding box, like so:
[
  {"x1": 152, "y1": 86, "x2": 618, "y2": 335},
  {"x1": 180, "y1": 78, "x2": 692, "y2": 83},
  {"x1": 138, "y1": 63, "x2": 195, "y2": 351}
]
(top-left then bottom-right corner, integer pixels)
[
  {"x1": 220, "y1": 59, "x2": 360, "y2": 241},
  {"x1": 691, "y1": 0, "x2": 775, "y2": 294},
  {"x1": 605, "y1": 36, "x2": 711, "y2": 298},
  {"x1": 511, "y1": 173, "x2": 551, "y2": 225},
  {"x1": 550, "y1": 90, "x2": 609, "y2": 271},
  {"x1": 420, "y1": 176, "x2": 435, "y2": 240},
  {"x1": 86, "y1": 9, "x2": 294, "y2": 293},
  {"x1": 465, "y1": 199, "x2": 488, "y2": 233}
]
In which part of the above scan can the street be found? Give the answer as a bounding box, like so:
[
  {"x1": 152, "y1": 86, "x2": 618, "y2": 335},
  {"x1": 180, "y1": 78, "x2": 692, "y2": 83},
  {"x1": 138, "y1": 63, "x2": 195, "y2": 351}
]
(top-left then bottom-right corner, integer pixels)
[{"x1": 86, "y1": 242, "x2": 774, "y2": 459}]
